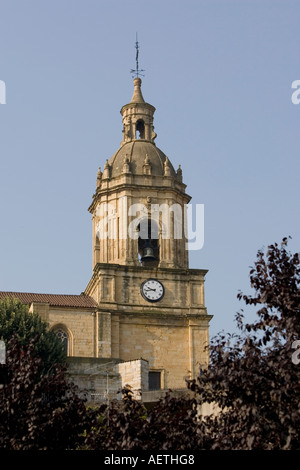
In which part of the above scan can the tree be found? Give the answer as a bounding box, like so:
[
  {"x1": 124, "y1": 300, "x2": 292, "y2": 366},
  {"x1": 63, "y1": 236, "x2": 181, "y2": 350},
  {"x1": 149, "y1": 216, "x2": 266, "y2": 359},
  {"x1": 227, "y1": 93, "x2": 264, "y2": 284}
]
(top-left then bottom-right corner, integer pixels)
[
  {"x1": 0, "y1": 297, "x2": 65, "y2": 372},
  {"x1": 83, "y1": 387, "x2": 211, "y2": 450},
  {"x1": 0, "y1": 298, "x2": 96, "y2": 450},
  {"x1": 188, "y1": 237, "x2": 300, "y2": 449},
  {"x1": 0, "y1": 335, "x2": 94, "y2": 450}
]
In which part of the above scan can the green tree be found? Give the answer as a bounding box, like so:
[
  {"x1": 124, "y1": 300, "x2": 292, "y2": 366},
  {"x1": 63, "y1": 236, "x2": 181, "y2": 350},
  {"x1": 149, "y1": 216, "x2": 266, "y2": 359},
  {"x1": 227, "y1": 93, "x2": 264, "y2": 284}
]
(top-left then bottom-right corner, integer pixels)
[{"x1": 0, "y1": 297, "x2": 65, "y2": 372}]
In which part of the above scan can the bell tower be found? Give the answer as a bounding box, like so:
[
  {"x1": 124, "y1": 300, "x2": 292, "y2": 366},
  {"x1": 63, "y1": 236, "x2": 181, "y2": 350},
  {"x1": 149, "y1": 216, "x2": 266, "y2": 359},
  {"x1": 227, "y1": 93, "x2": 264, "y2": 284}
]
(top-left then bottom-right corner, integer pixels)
[
  {"x1": 85, "y1": 76, "x2": 212, "y2": 390},
  {"x1": 89, "y1": 76, "x2": 190, "y2": 270}
]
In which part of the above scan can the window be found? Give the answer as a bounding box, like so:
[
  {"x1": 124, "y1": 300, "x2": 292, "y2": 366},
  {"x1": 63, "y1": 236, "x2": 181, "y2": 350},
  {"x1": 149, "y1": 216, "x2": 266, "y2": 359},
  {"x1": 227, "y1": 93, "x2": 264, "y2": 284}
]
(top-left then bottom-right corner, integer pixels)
[
  {"x1": 56, "y1": 329, "x2": 68, "y2": 355},
  {"x1": 136, "y1": 119, "x2": 145, "y2": 139},
  {"x1": 138, "y1": 218, "x2": 159, "y2": 266},
  {"x1": 149, "y1": 371, "x2": 161, "y2": 390}
]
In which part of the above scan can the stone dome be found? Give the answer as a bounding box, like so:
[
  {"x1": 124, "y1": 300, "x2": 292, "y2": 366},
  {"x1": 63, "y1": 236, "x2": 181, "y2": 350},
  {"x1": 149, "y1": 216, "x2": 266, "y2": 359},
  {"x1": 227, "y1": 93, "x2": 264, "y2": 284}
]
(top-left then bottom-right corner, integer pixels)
[
  {"x1": 95, "y1": 78, "x2": 182, "y2": 184},
  {"x1": 108, "y1": 140, "x2": 176, "y2": 178}
]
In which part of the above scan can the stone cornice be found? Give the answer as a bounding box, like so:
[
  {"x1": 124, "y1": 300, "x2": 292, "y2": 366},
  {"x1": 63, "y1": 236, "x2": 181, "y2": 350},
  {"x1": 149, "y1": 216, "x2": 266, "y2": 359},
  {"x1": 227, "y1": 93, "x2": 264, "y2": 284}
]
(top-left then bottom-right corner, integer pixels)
[
  {"x1": 97, "y1": 307, "x2": 213, "y2": 324},
  {"x1": 90, "y1": 262, "x2": 208, "y2": 277},
  {"x1": 120, "y1": 101, "x2": 156, "y2": 115},
  {"x1": 88, "y1": 179, "x2": 190, "y2": 213}
]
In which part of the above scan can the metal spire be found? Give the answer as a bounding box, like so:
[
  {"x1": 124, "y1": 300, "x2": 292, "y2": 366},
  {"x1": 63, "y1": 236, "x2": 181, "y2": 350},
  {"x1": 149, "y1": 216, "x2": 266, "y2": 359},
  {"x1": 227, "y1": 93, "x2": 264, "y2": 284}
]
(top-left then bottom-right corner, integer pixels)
[{"x1": 130, "y1": 33, "x2": 145, "y2": 78}]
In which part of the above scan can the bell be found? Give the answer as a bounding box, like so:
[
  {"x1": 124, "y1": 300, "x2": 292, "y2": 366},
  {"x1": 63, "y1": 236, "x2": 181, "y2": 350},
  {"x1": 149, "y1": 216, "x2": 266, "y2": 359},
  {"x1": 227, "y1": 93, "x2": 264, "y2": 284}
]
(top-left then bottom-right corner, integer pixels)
[{"x1": 141, "y1": 240, "x2": 156, "y2": 262}]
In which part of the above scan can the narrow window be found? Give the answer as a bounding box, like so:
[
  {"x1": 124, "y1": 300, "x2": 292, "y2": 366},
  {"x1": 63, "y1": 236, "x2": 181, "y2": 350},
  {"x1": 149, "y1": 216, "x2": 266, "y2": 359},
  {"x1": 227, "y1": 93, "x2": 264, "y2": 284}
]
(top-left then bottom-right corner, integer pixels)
[
  {"x1": 149, "y1": 371, "x2": 161, "y2": 390},
  {"x1": 136, "y1": 119, "x2": 145, "y2": 139},
  {"x1": 138, "y1": 218, "x2": 159, "y2": 266},
  {"x1": 56, "y1": 329, "x2": 68, "y2": 355}
]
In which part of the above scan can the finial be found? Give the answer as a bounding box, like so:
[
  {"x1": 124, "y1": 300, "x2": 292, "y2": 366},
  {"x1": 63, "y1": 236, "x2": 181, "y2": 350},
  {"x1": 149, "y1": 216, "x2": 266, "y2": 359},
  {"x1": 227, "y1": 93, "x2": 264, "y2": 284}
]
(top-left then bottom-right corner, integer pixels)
[
  {"x1": 102, "y1": 159, "x2": 110, "y2": 180},
  {"x1": 164, "y1": 157, "x2": 171, "y2": 176},
  {"x1": 176, "y1": 164, "x2": 183, "y2": 182},
  {"x1": 143, "y1": 154, "x2": 152, "y2": 175},
  {"x1": 122, "y1": 154, "x2": 131, "y2": 174},
  {"x1": 130, "y1": 33, "x2": 145, "y2": 79},
  {"x1": 96, "y1": 167, "x2": 102, "y2": 188}
]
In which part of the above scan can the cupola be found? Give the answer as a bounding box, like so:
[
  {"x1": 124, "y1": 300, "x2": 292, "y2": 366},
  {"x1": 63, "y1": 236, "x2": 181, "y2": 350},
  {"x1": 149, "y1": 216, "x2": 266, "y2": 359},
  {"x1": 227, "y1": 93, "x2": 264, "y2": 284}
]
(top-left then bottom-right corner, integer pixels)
[{"x1": 120, "y1": 77, "x2": 157, "y2": 144}]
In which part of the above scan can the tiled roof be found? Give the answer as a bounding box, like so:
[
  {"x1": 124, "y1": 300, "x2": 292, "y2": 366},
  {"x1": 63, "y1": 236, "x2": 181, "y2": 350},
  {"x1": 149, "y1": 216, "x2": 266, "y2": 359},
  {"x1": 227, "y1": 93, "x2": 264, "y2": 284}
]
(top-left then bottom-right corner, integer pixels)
[{"x1": 0, "y1": 291, "x2": 98, "y2": 309}]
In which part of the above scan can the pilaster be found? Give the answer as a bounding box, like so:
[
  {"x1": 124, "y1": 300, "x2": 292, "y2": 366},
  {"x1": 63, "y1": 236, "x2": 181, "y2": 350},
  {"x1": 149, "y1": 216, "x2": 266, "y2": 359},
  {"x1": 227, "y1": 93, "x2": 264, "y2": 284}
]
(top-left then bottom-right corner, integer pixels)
[{"x1": 98, "y1": 311, "x2": 112, "y2": 358}]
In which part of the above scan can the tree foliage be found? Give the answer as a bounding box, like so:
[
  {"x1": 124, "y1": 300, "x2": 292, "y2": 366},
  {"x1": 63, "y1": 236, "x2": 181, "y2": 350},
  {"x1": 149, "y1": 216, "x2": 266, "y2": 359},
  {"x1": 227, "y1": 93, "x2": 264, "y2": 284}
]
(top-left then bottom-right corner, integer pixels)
[
  {"x1": 187, "y1": 237, "x2": 300, "y2": 449},
  {"x1": 0, "y1": 297, "x2": 66, "y2": 372},
  {"x1": 83, "y1": 387, "x2": 212, "y2": 450},
  {"x1": 0, "y1": 336, "x2": 94, "y2": 450},
  {"x1": 0, "y1": 297, "x2": 96, "y2": 450}
]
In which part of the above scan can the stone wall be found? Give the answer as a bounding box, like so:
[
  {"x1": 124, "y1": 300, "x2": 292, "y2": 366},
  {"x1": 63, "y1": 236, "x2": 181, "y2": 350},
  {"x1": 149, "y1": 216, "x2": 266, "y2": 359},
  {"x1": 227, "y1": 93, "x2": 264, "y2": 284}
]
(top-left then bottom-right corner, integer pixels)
[
  {"x1": 117, "y1": 358, "x2": 149, "y2": 399},
  {"x1": 67, "y1": 357, "x2": 149, "y2": 403},
  {"x1": 31, "y1": 303, "x2": 97, "y2": 357}
]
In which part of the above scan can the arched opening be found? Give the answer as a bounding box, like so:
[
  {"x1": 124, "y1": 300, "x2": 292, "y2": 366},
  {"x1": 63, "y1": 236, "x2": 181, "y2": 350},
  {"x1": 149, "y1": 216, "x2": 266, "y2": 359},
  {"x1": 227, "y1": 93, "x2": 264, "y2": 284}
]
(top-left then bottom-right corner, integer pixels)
[
  {"x1": 135, "y1": 119, "x2": 145, "y2": 139},
  {"x1": 138, "y1": 218, "x2": 159, "y2": 267},
  {"x1": 52, "y1": 326, "x2": 71, "y2": 355}
]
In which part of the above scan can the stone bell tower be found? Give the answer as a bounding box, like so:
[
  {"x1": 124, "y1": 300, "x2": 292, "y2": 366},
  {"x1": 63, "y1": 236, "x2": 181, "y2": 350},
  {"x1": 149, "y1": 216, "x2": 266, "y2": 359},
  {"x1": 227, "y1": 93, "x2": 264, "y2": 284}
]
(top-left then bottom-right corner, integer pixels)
[{"x1": 85, "y1": 77, "x2": 212, "y2": 390}]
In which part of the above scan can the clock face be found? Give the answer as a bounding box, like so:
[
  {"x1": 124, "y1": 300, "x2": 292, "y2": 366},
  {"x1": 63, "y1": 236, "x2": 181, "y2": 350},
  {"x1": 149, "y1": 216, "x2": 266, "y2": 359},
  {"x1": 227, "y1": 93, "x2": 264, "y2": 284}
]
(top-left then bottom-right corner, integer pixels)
[{"x1": 141, "y1": 279, "x2": 164, "y2": 303}]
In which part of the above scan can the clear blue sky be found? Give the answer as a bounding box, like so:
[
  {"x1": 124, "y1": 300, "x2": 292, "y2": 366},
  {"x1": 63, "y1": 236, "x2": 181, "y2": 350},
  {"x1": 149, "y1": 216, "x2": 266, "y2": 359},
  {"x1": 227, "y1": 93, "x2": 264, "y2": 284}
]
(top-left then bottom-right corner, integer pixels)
[{"x1": 0, "y1": 0, "x2": 299, "y2": 338}]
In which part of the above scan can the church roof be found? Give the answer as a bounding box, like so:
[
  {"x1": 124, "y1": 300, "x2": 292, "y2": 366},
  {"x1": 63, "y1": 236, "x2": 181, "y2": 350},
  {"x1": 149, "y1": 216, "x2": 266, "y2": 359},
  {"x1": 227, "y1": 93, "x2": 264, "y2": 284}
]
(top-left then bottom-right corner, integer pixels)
[{"x1": 0, "y1": 291, "x2": 98, "y2": 309}]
